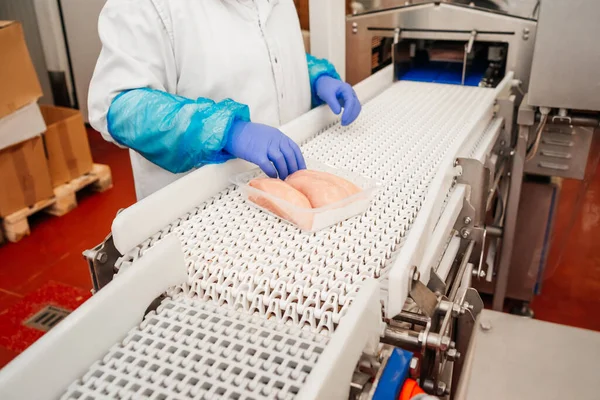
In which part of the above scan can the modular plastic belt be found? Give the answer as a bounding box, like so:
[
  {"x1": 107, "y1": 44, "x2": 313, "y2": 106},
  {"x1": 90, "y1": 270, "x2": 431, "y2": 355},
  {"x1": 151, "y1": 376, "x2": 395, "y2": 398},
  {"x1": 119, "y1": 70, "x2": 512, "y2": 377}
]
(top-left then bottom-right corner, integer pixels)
[
  {"x1": 61, "y1": 297, "x2": 328, "y2": 400},
  {"x1": 119, "y1": 81, "x2": 495, "y2": 331},
  {"x1": 61, "y1": 81, "x2": 496, "y2": 399}
]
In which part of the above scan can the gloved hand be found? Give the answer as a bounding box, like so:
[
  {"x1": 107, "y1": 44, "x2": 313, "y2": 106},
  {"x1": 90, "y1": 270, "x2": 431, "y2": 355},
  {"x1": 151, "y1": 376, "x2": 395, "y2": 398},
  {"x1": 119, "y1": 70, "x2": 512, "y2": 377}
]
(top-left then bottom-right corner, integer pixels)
[
  {"x1": 225, "y1": 120, "x2": 306, "y2": 179},
  {"x1": 315, "y1": 75, "x2": 362, "y2": 126}
]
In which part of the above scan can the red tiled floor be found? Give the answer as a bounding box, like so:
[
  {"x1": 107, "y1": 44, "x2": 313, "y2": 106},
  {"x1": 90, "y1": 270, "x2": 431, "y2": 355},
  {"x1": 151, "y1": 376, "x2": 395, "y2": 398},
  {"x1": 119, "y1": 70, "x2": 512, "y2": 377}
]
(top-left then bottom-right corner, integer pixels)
[
  {"x1": 531, "y1": 144, "x2": 600, "y2": 332},
  {"x1": 0, "y1": 128, "x2": 135, "y2": 367},
  {"x1": 0, "y1": 290, "x2": 23, "y2": 316},
  {"x1": 0, "y1": 281, "x2": 90, "y2": 353}
]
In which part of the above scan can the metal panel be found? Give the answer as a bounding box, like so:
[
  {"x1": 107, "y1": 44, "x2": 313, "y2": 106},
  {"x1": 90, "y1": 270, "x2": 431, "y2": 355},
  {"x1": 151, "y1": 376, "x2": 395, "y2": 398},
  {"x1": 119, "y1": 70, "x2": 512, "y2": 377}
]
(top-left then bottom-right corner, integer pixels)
[
  {"x1": 525, "y1": 125, "x2": 595, "y2": 180},
  {"x1": 505, "y1": 181, "x2": 557, "y2": 301},
  {"x1": 474, "y1": 180, "x2": 558, "y2": 302},
  {"x1": 528, "y1": 0, "x2": 600, "y2": 111},
  {"x1": 456, "y1": 310, "x2": 600, "y2": 400},
  {"x1": 351, "y1": 0, "x2": 540, "y2": 19},
  {"x1": 346, "y1": 2, "x2": 537, "y2": 86},
  {"x1": 491, "y1": 123, "x2": 528, "y2": 311}
]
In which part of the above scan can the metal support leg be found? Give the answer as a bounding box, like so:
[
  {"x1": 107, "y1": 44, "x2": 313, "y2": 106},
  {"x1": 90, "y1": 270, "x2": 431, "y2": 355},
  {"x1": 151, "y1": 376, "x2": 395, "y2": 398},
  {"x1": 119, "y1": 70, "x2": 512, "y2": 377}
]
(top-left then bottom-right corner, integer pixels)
[{"x1": 492, "y1": 125, "x2": 528, "y2": 311}]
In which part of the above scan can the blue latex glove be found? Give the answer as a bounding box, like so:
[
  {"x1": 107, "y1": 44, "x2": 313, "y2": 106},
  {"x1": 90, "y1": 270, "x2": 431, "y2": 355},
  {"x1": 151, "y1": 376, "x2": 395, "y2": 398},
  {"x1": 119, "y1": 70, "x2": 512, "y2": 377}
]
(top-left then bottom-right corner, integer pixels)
[
  {"x1": 225, "y1": 120, "x2": 306, "y2": 179},
  {"x1": 315, "y1": 75, "x2": 362, "y2": 126}
]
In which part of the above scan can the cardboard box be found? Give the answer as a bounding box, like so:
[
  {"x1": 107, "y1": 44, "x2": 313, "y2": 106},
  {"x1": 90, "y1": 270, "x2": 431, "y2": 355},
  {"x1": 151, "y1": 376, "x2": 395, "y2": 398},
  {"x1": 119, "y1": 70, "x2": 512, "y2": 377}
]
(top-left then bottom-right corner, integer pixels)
[
  {"x1": 40, "y1": 105, "x2": 94, "y2": 187},
  {"x1": 0, "y1": 136, "x2": 54, "y2": 217},
  {"x1": 0, "y1": 21, "x2": 43, "y2": 120},
  {"x1": 0, "y1": 102, "x2": 46, "y2": 150}
]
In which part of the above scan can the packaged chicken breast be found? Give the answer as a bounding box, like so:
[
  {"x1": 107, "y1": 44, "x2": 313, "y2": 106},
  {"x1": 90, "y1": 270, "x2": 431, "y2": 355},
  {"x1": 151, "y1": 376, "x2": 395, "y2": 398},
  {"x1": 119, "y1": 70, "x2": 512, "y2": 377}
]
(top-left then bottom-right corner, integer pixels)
[{"x1": 231, "y1": 159, "x2": 379, "y2": 232}]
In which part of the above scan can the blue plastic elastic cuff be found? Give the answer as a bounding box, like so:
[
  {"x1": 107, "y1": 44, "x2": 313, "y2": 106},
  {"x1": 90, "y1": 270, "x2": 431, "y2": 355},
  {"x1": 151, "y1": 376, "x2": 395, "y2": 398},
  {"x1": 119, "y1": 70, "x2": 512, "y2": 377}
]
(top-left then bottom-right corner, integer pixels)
[{"x1": 306, "y1": 53, "x2": 341, "y2": 108}]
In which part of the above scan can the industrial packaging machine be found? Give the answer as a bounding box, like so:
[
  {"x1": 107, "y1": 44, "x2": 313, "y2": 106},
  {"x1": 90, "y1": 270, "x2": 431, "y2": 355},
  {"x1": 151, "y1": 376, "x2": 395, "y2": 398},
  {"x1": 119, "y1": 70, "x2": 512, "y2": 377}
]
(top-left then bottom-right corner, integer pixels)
[{"x1": 1, "y1": 1, "x2": 599, "y2": 399}]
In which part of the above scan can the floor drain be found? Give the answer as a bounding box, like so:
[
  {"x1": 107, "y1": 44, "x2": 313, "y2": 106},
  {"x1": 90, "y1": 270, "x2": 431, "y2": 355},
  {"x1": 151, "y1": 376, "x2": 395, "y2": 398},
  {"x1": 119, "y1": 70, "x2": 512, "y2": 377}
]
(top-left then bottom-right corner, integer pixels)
[{"x1": 24, "y1": 305, "x2": 71, "y2": 332}]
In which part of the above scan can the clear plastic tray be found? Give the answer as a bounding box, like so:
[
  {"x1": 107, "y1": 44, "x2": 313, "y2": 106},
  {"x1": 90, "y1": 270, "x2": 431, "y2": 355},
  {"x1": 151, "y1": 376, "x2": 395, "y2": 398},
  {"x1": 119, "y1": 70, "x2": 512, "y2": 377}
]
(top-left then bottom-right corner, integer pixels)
[{"x1": 231, "y1": 159, "x2": 380, "y2": 232}]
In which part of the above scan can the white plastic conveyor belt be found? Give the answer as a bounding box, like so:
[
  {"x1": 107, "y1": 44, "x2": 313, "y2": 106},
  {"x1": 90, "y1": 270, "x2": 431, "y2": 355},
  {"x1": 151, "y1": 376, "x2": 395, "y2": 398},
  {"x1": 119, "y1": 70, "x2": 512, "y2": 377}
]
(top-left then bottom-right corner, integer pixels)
[
  {"x1": 0, "y1": 236, "x2": 382, "y2": 400},
  {"x1": 0, "y1": 71, "x2": 509, "y2": 400},
  {"x1": 61, "y1": 297, "x2": 329, "y2": 400},
  {"x1": 117, "y1": 80, "x2": 498, "y2": 328}
]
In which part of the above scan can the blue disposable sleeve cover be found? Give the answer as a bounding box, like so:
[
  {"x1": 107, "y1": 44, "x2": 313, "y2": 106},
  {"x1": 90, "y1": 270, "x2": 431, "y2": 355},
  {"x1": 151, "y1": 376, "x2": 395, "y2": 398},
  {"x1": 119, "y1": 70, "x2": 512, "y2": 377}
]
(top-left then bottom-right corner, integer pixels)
[
  {"x1": 306, "y1": 53, "x2": 341, "y2": 108},
  {"x1": 107, "y1": 88, "x2": 250, "y2": 174}
]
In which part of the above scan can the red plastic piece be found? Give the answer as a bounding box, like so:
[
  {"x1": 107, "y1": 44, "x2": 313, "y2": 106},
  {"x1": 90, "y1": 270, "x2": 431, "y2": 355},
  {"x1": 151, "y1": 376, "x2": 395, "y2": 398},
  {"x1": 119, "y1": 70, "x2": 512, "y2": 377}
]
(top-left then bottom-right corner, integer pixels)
[{"x1": 398, "y1": 379, "x2": 425, "y2": 400}]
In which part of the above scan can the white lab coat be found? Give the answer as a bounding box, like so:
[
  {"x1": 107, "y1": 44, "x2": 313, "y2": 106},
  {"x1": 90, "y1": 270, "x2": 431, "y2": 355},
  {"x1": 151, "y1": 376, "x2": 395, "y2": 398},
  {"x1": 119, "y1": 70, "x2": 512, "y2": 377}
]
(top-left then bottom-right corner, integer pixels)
[{"x1": 88, "y1": 0, "x2": 312, "y2": 200}]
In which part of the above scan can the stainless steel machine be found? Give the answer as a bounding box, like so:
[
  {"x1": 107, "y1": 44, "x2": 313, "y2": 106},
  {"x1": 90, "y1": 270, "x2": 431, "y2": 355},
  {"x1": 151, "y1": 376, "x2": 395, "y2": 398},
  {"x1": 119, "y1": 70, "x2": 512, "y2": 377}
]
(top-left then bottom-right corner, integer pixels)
[
  {"x1": 0, "y1": 1, "x2": 599, "y2": 399},
  {"x1": 346, "y1": 0, "x2": 600, "y2": 315}
]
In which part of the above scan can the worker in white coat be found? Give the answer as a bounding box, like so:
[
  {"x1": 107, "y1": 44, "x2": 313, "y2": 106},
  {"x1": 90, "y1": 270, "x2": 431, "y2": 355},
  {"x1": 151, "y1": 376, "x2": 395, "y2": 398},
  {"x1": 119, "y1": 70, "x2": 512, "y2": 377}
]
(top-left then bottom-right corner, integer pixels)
[{"x1": 88, "y1": 0, "x2": 362, "y2": 200}]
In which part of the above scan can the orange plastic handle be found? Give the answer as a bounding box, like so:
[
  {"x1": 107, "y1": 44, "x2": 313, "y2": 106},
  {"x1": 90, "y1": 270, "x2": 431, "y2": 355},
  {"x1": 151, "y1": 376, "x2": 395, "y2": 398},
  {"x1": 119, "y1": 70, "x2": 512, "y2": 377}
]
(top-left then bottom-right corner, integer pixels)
[{"x1": 398, "y1": 379, "x2": 425, "y2": 400}]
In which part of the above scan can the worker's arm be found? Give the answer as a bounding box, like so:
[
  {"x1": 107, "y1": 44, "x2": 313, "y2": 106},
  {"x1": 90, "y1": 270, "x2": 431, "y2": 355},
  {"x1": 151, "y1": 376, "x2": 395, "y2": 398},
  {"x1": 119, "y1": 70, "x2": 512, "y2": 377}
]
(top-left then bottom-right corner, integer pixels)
[
  {"x1": 106, "y1": 89, "x2": 247, "y2": 173},
  {"x1": 306, "y1": 54, "x2": 362, "y2": 125},
  {"x1": 88, "y1": 0, "x2": 303, "y2": 178}
]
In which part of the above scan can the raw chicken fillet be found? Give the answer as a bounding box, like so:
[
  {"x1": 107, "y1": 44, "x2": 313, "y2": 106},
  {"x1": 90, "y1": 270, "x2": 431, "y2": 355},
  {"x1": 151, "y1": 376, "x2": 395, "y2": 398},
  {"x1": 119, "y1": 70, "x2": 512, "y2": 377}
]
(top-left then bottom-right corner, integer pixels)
[
  {"x1": 248, "y1": 178, "x2": 313, "y2": 229},
  {"x1": 248, "y1": 170, "x2": 362, "y2": 230},
  {"x1": 286, "y1": 170, "x2": 361, "y2": 208}
]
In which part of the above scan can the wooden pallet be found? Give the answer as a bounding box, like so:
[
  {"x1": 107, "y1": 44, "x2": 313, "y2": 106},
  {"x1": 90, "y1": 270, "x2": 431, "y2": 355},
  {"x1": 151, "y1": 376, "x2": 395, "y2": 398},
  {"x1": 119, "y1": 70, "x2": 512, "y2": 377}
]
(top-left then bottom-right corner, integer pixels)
[{"x1": 1, "y1": 164, "x2": 113, "y2": 243}]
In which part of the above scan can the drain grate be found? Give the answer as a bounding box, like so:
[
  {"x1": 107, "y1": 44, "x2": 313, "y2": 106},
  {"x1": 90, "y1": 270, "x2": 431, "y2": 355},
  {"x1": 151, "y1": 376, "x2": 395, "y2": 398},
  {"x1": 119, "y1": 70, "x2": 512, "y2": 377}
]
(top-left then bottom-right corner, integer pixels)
[{"x1": 24, "y1": 305, "x2": 71, "y2": 332}]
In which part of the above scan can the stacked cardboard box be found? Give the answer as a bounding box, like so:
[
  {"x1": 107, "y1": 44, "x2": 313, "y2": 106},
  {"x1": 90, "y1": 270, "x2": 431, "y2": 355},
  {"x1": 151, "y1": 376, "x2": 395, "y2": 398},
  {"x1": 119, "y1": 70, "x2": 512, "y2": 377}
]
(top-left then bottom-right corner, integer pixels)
[
  {"x1": 41, "y1": 105, "x2": 93, "y2": 187},
  {"x1": 0, "y1": 21, "x2": 52, "y2": 218},
  {"x1": 0, "y1": 21, "x2": 94, "y2": 219}
]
